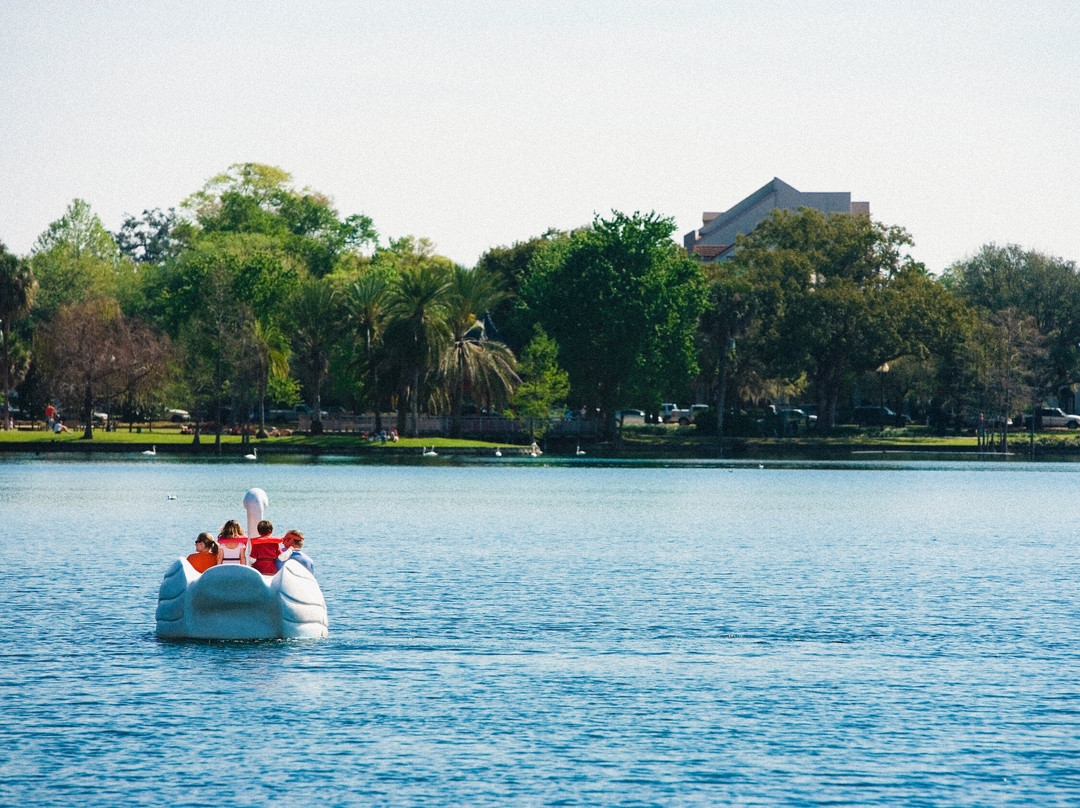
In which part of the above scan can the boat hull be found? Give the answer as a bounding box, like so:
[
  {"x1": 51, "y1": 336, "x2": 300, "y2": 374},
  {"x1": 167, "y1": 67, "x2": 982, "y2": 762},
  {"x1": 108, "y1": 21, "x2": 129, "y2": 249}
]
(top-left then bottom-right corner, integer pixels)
[{"x1": 155, "y1": 560, "x2": 329, "y2": 640}]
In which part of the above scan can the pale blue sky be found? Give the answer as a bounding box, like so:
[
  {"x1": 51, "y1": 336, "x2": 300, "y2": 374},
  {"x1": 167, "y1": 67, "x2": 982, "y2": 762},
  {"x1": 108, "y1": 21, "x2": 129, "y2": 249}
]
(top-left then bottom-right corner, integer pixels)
[{"x1": 1, "y1": 0, "x2": 1077, "y2": 273}]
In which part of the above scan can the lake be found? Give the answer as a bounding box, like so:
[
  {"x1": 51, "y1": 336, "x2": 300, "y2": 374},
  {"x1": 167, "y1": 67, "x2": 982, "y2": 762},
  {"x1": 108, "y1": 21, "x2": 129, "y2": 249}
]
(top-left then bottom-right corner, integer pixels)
[{"x1": 2, "y1": 456, "x2": 1079, "y2": 806}]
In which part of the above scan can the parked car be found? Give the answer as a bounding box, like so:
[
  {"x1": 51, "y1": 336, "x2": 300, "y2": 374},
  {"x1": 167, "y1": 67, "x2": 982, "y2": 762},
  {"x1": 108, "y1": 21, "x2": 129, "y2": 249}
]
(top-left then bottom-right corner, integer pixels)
[
  {"x1": 1023, "y1": 407, "x2": 1080, "y2": 429},
  {"x1": 661, "y1": 403, "x2": 709, "y2": 426},
  {"x1": 166, "y1": 408, "x2": 191, "y2": 422},
  {"x1": 616, "y1": 409, "x2": 646, "y2": 425},
  {"x1": 852, "y1": 406, "x2": 912, "y2": 427}
]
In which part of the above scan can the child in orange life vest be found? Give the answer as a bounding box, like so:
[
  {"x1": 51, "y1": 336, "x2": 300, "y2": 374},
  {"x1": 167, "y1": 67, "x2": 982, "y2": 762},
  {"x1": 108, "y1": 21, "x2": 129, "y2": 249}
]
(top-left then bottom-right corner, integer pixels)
[
  {"x1": 186, "y1": 532, "x2": 219, "y2": 573},
  {"x1": 248, "y1": 519, "x2": 283, "y2": 576},
  {"x1": 216, "y1": 519, "x2": 247, "y2": 566}
]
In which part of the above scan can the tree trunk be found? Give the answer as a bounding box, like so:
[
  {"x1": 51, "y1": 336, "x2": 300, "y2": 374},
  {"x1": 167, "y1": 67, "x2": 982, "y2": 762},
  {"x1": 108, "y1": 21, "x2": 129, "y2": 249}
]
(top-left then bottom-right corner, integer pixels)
[
  {"x1": 410, "y1": 369, "x2": 419, "y2": 438},
  {"x1": 1, "y1": 321, "x2": 10, "y2": 430},
  {"x1": 81, "y1": 383, "x2": 93, "y2": 440}
]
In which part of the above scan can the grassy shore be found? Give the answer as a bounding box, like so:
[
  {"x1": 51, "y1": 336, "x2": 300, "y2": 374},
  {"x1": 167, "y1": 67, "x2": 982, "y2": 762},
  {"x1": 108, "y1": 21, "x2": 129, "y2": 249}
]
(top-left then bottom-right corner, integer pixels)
[{"x1": 3, "y1": 421, "x2": 1079, "y2": 460}]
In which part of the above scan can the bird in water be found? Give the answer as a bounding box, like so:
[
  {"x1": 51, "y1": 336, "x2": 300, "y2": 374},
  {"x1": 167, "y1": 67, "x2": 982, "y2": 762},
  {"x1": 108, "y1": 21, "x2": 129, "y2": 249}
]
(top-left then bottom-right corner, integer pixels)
[
  {"x1": 494, "y1": 448, "x2": 502, "y2": 457},
  {"x1": 142, "y1": 446, "x2": 156, "y2": 456},
  {"x1": 575, "y1": 445, "x2": 585, "y2": 456},
  {"x1": 423, "y1": 447, "x2": 438, "y2": 457},
  {"x1": 244, "y1": 447, "x2": 257, "y2": 460}
]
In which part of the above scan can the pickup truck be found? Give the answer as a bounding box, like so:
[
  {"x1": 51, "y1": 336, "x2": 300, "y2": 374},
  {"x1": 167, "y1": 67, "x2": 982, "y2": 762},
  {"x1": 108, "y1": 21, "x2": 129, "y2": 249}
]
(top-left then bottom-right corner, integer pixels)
[
  {"x1": 660, "y1": 403, "x2": 709, "y2": 426},
  {"x1": 1024, "y1": 407, "x2": 1080, "y2": 429}
]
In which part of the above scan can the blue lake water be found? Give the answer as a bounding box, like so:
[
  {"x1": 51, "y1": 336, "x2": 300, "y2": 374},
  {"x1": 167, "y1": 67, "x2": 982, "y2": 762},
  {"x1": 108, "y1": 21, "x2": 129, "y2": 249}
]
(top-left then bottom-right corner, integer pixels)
[{"x1": 2, "y1": 456, "x2": 1080, "y2": 806}]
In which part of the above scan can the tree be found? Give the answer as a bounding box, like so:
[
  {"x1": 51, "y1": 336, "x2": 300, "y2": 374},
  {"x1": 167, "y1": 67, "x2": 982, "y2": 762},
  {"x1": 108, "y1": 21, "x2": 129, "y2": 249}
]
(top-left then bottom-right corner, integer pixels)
[
  {"x1": 113, "y1": 208, "x2": 183, "y2": 265},
  {"x1": 731, "y1": 208, "x2": 960, "y2": 428},
  {"x1": 510, "y1": 324, "x2": 570, "y2": 440},
  {"x1": 289, "y1": 278, "x2": 342, "y2": 434},
  {"x1": 184, "y1": 163, "x2": 377, "y2": 277},
  {"x1": 440, "y1": 265, "x2": 518, "y2": 436},
  {"x1": 943, "y1": 243, "x2": 1080, "y2": 405},
  {"x1": 0, "y1": 242, "x2": 36, "y2": 428},
  {"x1": 383, "y1": 260, "x2": 452, "y2": 437},
  {"x1": 520, "y1": 211, "x2": 706, "y2": 435},
  {"x1": 343, "y1": 271, "x2": 389, "y2": 430},
  {"x1": 475, "y1": 230, "x2": 567, "y2": 349},
  {"x1": 698, "y1": 260, "x2": 754, "y2": 439},
  {"x1": 35, "y1": 298, "x2": 171, "y2": 439},
  {"x1": 30, "y1": 199, "x2": 138, "y2": 321}
]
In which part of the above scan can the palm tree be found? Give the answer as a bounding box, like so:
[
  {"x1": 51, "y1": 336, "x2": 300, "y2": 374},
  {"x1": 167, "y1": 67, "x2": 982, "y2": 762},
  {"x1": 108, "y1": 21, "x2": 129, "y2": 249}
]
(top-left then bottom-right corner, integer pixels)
[
  {"x1": 290, "y1": 278, "x2": 341, "y2": 434},
  {"x1": 441, "y1": 265, "x2": 519, "y2": 436},
  {"x1": 0, "y1": 243, "x2": 36, "y2": 428},
  {"x1": 343, "y1": 272, "x2": 388, "y2": 431},
  {"x1": 383, "y1": 263, "x2": 451, "y2": 437},
  {"x1": 250, "y1": 318, "x2": 290, "y2": 437}
]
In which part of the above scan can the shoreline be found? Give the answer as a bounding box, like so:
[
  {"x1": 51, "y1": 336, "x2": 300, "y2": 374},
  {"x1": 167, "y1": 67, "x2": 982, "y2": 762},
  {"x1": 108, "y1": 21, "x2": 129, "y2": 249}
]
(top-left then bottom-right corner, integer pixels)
[{"x1": 0, "y1": 432, "x2": 1072, "y2": 461}]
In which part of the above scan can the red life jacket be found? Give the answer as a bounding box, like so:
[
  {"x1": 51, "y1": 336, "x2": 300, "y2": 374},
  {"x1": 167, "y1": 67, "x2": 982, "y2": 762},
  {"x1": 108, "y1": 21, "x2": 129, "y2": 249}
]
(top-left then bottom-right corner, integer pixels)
[{"x1": 249, "y1": 536, "x2": 282, "y2": 575}]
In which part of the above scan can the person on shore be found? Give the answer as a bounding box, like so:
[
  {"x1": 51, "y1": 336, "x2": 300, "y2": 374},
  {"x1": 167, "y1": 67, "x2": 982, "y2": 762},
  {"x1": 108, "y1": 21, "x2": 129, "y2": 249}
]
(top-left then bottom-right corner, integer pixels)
[
  {"x1": 187, "y1": 533, "x2": 219, "y2": 573},
  {"x1": 248, "y1": 519, "x2": 283, "y2": 576},
  {"x1": 217, "y1": 519, "x2": 247, "y2": 566},
  {"x1": 276, "y1": 530, "x2": 314, "y2": 574},
  {"x1": 53, "y1": 420, "x2": 69, "y2": 433}
]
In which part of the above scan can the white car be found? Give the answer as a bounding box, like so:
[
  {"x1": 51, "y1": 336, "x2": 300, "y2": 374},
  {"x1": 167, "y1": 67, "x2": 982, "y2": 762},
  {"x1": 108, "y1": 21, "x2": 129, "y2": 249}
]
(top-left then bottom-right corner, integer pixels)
[{"x1": 166, "y1": 408, "x2": 191, "y2": 422}]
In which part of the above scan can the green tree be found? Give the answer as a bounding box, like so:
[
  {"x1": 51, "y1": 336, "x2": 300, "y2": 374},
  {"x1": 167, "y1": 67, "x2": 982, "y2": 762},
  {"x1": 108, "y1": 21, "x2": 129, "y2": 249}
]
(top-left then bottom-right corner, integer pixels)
[
  {"x1": 510, "y1": 324, "x2": 570, "y2": 439},
  {"x1": 440, "y1": 265, "x2": 518, "y2": 436},
  {"x1": 0, "y1": 242, "x2": 36, "y2": 427},
  {"x1": 113, "y1": 208, "x2": 183, "y2": 265},
  {"x1": 30, "y1": 199, "x2": 139, "y2": 320},
  {"x1": 521, "y1": 211, "x2": 706, "y2": 434},
  {"x1": 698, "y1": 260, "x2": 754, "y2": 438},
  {"x1": 343, "y1": 271, "x2": 389, "y2": 430},
  {"x1": 475, "y1": 230, "x2": 567, "y2": 348},
  {"x1": 184, "y1": 163, "x2": 376, "y2": 277},
  {"x1": 384, "y1": 260, "x2": 452, "y2": 437},
  {"x1": 942, "y1": 243, "x2": 1080, "y2": 403},
  {"x1": 290, "y1": 277, "x2": 342, "y2": 434},
  {"x1": 732, "y1": 208, "x2": 961, "y2": 428}
]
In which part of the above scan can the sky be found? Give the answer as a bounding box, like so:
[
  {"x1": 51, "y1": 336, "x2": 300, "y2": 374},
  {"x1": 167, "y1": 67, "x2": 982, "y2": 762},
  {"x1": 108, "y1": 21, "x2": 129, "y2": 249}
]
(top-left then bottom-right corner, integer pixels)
[{"x1": 1, "y1": 0, "x2": 1078, "y2": 274}]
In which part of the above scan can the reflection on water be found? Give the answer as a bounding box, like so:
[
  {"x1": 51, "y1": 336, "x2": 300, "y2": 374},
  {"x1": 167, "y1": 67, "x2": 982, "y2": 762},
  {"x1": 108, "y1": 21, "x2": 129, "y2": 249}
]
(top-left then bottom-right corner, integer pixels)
[{"x1": 2, "y1": 458, "x2": 1080, "y2": 806}]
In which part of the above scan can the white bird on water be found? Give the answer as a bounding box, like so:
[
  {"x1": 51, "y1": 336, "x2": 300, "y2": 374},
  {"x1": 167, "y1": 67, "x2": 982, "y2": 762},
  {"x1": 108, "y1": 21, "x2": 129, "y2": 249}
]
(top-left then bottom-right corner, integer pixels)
[
  {"x1": 244, "y1": 447, "x2": 257, "y2": 461},
  {"x1": 494, "y1": 448, "x2": 502, "y2": 457},
  {"x1": 423, "y1": 446, "x2": 438, "y2": 457},
  {"x1": 142, "y1": 446, "x2": 156, "y2": 456},
  {"x1": 575, "y1": 445, "x2": 585, "y2": 456}
]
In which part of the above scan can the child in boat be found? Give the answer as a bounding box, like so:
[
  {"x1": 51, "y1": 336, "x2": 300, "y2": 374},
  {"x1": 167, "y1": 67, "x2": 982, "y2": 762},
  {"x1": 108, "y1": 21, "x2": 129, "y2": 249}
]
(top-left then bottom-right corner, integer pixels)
[
  {"x1": 248, "y1": 519, "x2": 283, "y2": 576},
  {"x1": 276, "y1": 530, "x2": 315, "y2": 574},
  {"x1": 187, "y1": 532, "x2": 219, "y2": 573},
  {"x1": 216, "y1": 519, "x2": 247, "y2": 566}
]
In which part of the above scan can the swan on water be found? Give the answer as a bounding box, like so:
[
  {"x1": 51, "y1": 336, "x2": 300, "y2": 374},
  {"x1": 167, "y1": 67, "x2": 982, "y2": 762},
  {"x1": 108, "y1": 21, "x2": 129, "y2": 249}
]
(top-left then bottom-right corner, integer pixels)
[
  {"x1": 494, "y1": 448, "x2": 502, "y2": 457},
  {"x1": 575, "y1": 445, "x2": 585, "y2": 456},
  {"x1": 142, "y1": 446, "x2": 156, "y2": 456},
  {"x1": 423, "y1": 446, "x2": 438, "y2": 457},
  {"x1": 244, "y1": 447, "x2": 257, "y2": 460}
]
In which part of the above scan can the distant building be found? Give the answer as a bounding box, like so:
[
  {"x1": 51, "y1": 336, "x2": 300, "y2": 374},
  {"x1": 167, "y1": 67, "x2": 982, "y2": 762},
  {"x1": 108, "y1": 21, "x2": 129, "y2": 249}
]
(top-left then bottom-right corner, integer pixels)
[{"x1": 684, "y1": 177, "x2": 870, "y2": 261}]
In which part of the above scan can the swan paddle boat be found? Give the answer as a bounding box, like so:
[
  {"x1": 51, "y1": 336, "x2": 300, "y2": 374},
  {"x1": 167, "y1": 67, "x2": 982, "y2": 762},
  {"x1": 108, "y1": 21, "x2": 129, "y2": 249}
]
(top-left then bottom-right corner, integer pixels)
[{"x1": 155, "y1": 488, "x2": 328, "y2": 640}]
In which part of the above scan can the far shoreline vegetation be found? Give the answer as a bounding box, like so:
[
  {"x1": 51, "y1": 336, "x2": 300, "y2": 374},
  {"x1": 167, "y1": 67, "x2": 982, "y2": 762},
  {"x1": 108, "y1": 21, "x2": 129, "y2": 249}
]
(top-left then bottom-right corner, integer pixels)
[
  {"x1": 3, "y1": 162, "x2": 1080, "y2": 457},
  {"x1": 6, "y1": 418, "x2": 1080, "y2": 462}
]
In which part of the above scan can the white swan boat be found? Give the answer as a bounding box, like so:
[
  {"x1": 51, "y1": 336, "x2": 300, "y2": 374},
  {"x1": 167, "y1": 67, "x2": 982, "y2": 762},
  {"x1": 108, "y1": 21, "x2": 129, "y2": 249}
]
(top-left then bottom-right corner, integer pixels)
[{"x1": 155, "y1": 488, "x2": 328, "y2": 640}]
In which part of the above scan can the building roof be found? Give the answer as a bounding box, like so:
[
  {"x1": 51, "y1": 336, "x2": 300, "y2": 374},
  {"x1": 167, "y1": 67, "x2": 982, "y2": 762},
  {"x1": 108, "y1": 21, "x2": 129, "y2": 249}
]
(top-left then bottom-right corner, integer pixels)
[{"x1": 684, "y1": 178, "x2": 867, "y2": 259}]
